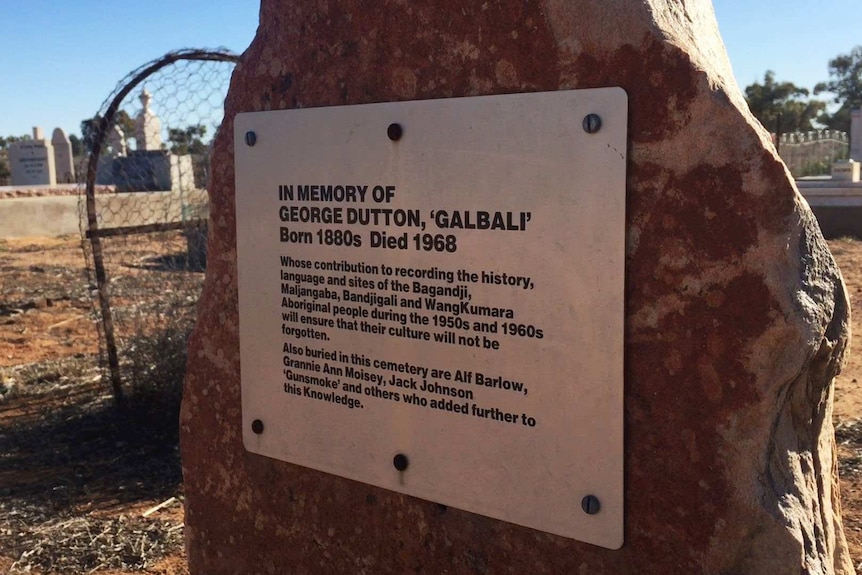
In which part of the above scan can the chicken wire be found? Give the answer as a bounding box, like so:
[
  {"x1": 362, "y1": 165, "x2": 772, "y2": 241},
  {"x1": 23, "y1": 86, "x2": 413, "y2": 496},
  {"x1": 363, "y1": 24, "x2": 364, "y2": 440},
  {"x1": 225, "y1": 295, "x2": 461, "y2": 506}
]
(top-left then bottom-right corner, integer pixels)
[{"x1": 79, "y1": 48, "x2": 238, "y2": 403}]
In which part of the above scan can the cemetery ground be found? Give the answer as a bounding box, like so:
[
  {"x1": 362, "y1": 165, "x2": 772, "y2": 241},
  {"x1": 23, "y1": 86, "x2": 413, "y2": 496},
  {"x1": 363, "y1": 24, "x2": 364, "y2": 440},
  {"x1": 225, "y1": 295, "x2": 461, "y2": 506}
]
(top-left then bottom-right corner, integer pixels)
[
  {"x1": 0, "y1": 235, "x2": 189, "y2": 574},
  {"x1": 3, "y1": 234, "x2": 862, "y2": 573}
]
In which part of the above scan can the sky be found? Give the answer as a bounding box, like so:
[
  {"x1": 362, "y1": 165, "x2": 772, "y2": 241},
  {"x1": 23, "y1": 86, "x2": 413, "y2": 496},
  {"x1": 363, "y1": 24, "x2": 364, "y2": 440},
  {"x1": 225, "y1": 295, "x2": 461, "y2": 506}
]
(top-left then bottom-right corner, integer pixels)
[
  {"x1": 0, "y1": 1, "x2": 259, "y2": 139},
  {"x1": 0, "y1": 1, "x2": 859, "y2": 139},
  {"x1": 712, "y1": 0, "x2": 860, "y2": 102}
]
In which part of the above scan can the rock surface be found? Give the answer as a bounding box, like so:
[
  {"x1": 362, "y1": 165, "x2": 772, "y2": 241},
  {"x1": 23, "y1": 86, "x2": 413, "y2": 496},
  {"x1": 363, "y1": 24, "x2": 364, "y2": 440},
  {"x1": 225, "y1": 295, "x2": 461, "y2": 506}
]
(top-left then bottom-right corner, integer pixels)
[{"x1": 181, "y1": 0, "x2": 855, "y2": 572}]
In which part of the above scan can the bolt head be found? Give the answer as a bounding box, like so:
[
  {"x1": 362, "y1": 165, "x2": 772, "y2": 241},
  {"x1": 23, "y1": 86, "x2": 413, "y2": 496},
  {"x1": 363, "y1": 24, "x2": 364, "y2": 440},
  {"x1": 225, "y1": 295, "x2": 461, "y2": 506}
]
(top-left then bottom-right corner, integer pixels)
[
  {"x1": 387, "y1": 123, "x2": 403, "y2": 142},
  {"x1": 582, "y1": 114, "x2": 602, "y2": 134},
  {"x1": 251, "y1": 419, "x2": 264, "y2": 434},
  {"x1": 393, "y1": 453, "x2": 409, "y2": 471},
  {"x1": 245, "y1": 131, "x2": 257, "y2": 146},
  {"x1": 581, "y1": 495, "x2": 601, "y2": 515}
]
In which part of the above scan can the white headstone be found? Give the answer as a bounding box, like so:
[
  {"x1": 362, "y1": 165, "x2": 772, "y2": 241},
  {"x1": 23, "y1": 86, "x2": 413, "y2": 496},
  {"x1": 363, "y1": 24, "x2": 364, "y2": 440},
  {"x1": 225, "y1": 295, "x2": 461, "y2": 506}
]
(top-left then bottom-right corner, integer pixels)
[
  {"x1": 9, "y1": 127, "x2": 56, "y2": 186},
  {"x1": 850, "y1": 108, "x2": 862, "y2": 161},
  {"x1": 52, "y1": 128, "x2": 74, "y2": 183},
  {"x1": 170, "y1": 154, "x2": 195, "y2": 191},
  {"x1": 107, "y1": 125, "x2": 127, "y2": 157},
  {"x1": 832, "y1": 159, "x2": 861, "y2": 182},
  {"x1": 135, "y1": 89, "x2": 162, "y2": 151}
]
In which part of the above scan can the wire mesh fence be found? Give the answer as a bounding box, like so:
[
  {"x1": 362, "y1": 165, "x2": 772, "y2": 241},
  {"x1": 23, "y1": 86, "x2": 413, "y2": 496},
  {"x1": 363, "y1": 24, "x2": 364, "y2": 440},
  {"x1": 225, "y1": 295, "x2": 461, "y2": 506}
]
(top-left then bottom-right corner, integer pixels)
[
  {"x1": 775, "y1": 130, "x2": 849, "y2": 178},
  {"x1": 79, "y1": 48, "x2": 238, "y2": 404}
]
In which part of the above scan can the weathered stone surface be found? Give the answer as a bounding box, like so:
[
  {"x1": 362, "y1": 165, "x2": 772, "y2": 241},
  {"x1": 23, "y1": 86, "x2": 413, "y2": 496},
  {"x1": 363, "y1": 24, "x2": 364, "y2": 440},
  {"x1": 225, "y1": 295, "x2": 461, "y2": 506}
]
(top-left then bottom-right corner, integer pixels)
[
  {"x1": 181, "y1": 0, "x2": 854, "y2": 572},
  {"x1": 9, "y1": 127, "x2": 56, "y2": 187}
]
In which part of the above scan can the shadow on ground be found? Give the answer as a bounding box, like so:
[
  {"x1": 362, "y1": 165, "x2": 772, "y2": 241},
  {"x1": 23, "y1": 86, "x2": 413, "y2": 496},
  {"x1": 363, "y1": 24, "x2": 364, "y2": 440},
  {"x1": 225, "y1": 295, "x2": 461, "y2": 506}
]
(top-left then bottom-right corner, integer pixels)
[
  {"x1": 0, "y1": 363, "x2": 185, "y2": 572},
  {"x1": 0, "y1": 390, "x2": 181, "y2": 512},
  {"x1": 124, "y1": 253, "x2": 205, "y2": 273}
]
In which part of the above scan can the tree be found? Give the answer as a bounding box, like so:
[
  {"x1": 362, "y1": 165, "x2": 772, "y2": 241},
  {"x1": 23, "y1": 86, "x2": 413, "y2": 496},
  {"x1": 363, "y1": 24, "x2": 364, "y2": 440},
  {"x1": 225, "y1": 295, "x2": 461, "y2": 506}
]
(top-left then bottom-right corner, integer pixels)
[
  {"x1": 80, "y1": 116, "x2": 102, "y2": 155},
  {"x1": 814, "y1": 46, "x2": 862, "y2": 132},
  {"x1": 744, "y1": 71, "x2": 825, "y2": 133},
  {"x1": 168, "y1": 124, "x2": 208, "y2": 155},
  {"x1": 81, "y1": 110, "x2": 137, "y2": 155},
  {"x1": 0, "y1": 134, "x2": 34, "y2": 181},
  {"x1": 114, "y1": 110, "x2": 136, "y2": 147},
  {"x1": 0, "y1": 134, "x2": 32, "y2": 149},
  {"x1": 69, "y1": 134, "x2": 83, "y2": 157}
]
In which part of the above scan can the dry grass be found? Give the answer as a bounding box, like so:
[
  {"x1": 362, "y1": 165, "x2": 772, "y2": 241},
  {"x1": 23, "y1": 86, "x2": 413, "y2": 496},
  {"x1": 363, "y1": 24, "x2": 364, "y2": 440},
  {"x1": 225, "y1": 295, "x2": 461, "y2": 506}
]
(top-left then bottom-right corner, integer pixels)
[{"x1": 0, "y1": 355, "x2": 185, "y2": 574}]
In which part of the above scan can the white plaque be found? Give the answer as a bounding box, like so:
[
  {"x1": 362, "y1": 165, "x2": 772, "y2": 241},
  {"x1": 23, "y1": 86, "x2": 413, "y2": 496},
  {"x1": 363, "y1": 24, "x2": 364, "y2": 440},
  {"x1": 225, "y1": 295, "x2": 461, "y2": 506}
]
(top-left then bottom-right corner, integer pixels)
[{"x1": 235, "y1": 88, "x2": 626, "y2": 549}]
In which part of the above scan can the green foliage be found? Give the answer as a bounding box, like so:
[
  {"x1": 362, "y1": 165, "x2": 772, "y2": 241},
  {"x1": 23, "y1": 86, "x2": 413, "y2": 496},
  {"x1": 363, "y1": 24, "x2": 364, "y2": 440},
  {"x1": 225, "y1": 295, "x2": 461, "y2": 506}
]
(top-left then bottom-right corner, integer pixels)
[
  {"x1": 114, "y1": 110, "x2": 136, "y2": 142},
  {"x1": 745, "y1": 71, "x2": 825, "y2": 133},
  {"x1": 80, "y1": 116, "x2": 101, "y2": 154},
  {"x1": 818, "y1": 105, "x2": 853, "y2": 132},
  {"x1": 167, "y1": 124, "x2": 207, "y2": 155},
  {"x1": 814, "y1": 46, "x2": 862, "y2": 132},
  {"x1": 815, "y1": 47, "x2": 862, "y2": 118},
  {"x1": 81, "y1": 110, "x2": 137, "y2": 155},
  {"x1": 0, "y1": 134, "x2": 32, "y2": 150},
  {"x1": 68, "y1": 133, "x2": 83, "y2": 157},
  {"x1": 798, "y1": 159, "x2": 834, "y2": 177},
  {"x1": 0, "y1": 134, "x2": 33, "y2": 181},
  {"x1": 795, "y1": 147, "x2": 849, "y2": 178}
]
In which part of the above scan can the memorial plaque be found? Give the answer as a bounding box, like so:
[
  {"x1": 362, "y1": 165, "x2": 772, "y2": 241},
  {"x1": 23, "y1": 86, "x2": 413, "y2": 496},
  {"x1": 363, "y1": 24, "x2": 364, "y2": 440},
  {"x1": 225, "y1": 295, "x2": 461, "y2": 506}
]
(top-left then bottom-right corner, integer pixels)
[{"x1": 235, "y1": 88, "x2": 627, "y2": 549}]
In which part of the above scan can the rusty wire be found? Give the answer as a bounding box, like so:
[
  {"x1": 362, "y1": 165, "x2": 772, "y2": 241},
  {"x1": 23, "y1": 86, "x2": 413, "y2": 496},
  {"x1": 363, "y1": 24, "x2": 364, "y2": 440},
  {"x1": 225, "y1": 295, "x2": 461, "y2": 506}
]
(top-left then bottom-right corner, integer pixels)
[{"x1": 79, "y1": 48, "x2": 238, "y2": 405}]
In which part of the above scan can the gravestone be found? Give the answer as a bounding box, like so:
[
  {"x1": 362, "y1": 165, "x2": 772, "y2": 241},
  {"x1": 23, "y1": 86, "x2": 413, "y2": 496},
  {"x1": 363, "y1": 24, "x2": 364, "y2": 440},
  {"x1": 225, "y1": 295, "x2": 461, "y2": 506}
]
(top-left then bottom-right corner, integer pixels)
[
  {"x1": 104, "y1": 93, "x2": 195, "y2": 192},
  {"x1": 135, "y1": 89, "x2": 162, "y2": 151},
  {"x1": 107, "y1": 125, "x2": 127, "y2": 157},
  {"x1": 182, "y1": 0, "x2": 854, "y2": 573},
  {"x1": 110, "y1": 152, "x2": 194, "y2": 192},
  {"x1": 112, "y1": 150, "x2": 172, "y2": 192},
  {"x1": 832, "y1": 159, "x2": 861, "y2": 182},
  {"x1": 8, "y1": 127, "x2": 56, "y2": 186},
  {"x1": 51, "y1": 128, "x2": 74, "y2": 183}
]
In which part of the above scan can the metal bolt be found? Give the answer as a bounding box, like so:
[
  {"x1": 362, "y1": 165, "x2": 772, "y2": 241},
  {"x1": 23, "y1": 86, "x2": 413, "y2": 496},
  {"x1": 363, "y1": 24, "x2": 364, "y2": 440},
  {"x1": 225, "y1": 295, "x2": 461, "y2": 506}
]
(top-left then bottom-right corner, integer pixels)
[
  {"x1": 245, "y1": 131, "x2": 257, "y2": 146},
  {"x1": 251, "y1": 419, "x2": 264, "y2": 434},
  {"x1": 582, "y1": 114, "x2": 602, "y2": 134},
  {"x1": 387, "y1": 123, "x2": 403, "y2": 142},
  {"x1": 393, "y1": 453, "x2": 409, "y2": 471},
  {"x1": 581, "y1": 495, "x2": 601, "y2": 515}
]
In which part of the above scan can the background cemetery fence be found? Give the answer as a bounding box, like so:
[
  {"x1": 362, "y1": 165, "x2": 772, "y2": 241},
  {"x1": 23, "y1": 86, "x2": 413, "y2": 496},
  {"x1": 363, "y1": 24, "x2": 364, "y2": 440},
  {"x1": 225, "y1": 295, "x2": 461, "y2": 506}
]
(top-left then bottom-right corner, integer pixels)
[
  {"x1": 79, "y1": 48, "x2": 238, "y2": 404},
  {"x1": 775, "y1": 130, "x2": 849, "y2": 177}
]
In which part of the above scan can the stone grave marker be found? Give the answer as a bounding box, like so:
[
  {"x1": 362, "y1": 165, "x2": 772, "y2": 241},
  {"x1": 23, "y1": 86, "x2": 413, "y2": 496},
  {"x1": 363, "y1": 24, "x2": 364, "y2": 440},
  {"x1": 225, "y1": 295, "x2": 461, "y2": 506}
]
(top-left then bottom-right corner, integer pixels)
[
  {"x1": 51, "y1": 128, "x2": 74, "y2": 183},
  {"x1": 832, "y1": 159, "x2": 861, "y2": 182},
  {"x1": 9, "y1": 127, "x2": 56, "y2": 186},
  {"x1": 181, "y1": 0, "x2": 854, "y2": 573},
  {"x1": 135, "y1": 89, "x2": 162, "y2": 151},
  {"x1": 107, "y1": 125, "x2": 127, "y2": 157}
]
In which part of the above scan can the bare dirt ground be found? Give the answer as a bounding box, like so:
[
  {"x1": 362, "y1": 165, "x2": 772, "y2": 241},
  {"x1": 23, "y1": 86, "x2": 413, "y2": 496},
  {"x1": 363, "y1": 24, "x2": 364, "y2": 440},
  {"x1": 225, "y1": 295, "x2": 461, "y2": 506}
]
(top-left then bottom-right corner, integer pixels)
[
  {"x1": 4, "y1": 235, "x2": 862, "y2": 573},
  {"x1": 0, "y1": 235, "x2": 188, "y2": 574},
  {"x1": 829, "y1": 238, "x2": 862, "y2": 564}
]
